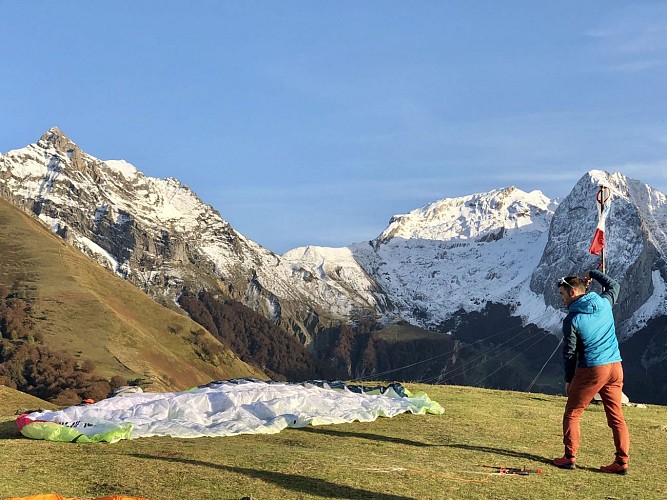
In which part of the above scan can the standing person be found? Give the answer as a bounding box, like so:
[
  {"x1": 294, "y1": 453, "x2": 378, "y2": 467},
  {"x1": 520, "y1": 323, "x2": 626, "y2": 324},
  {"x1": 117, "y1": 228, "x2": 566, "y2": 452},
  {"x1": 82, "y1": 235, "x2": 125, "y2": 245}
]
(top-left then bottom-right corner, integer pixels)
[{"x1": 552, "y1": 270, "x2": 630, "y2": 474}]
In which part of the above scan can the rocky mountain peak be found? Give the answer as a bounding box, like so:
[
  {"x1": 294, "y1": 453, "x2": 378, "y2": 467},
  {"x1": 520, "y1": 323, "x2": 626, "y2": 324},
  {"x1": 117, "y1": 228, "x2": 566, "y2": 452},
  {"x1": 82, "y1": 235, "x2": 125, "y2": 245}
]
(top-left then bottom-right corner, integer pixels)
[
  {"x1": 529, "y1": 170, "x2": 667, "y2": 337},
  {"x1": 36, "y1": 127, "x2": 93, "y2": 175},
  {"x1": 39, "y1": 127, "x2": 77, "y2": 153}
]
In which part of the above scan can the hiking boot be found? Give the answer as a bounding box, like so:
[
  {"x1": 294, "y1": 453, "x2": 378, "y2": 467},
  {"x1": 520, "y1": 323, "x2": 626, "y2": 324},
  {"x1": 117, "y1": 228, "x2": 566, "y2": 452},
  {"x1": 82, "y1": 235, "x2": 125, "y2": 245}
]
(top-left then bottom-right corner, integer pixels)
[
  {"x1": 600, "y1": 461, "x2": 628, "y2": 475},
  {"x1": 552, "y1": 456, "x2": 576, "y2": 469}
]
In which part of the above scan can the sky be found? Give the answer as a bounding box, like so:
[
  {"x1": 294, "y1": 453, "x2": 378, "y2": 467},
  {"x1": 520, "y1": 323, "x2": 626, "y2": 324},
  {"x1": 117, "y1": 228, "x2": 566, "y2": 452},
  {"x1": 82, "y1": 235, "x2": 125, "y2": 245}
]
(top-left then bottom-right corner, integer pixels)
[{"x1": 1, "y1": 1, "x2": 666, "y2": 253}]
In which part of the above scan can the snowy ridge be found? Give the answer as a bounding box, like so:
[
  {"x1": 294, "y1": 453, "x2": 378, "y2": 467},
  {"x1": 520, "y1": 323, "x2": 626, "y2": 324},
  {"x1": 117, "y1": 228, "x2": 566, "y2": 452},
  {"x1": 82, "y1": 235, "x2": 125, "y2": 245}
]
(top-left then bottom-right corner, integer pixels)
[
  {"x1": 378, "y1": 187, "x2": 555, "y2": 243},
  {"x1": 281, "y1": 245, "x2": 388, "y2": 312},
  {"x1": 626, "y1": 271, "x2": 667, "y2": 335},
  {"x1": 353, "y1": 187, "x2": 557, "y2": 327},
  {"x1": 279, "y1": 187, "x2": 559, "y2": 329},
  {"x1": 105, "y1": 159, "x2": 138, "y2": 178},
  {"x1": 588, "y1": 170, "x2": 667, "y2": 336}
]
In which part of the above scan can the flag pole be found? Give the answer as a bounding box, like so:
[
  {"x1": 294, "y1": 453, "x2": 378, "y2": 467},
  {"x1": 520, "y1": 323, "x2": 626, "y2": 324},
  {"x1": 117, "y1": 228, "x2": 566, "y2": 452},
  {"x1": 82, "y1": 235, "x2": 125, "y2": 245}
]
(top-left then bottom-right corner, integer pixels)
[
  {"x1": 599, "y1": 187, "x2": 605, "y2": 273},
  {"x1": 598, "y1": 184, "x2": 611, "y2": 273},
  {"x1": 593, "y1": 184, "x2": 612, "y2": 296},
  {"x1": 589, "y1": 185, "x2": 609, "y2": 260}
]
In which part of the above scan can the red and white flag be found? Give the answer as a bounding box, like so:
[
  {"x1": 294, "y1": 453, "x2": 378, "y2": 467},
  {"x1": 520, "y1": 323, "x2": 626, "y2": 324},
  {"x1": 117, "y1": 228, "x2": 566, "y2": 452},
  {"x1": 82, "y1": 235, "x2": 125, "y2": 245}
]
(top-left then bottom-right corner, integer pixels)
[{"x1": 589, "y1": 190, "x2": 612, "y2": 255}]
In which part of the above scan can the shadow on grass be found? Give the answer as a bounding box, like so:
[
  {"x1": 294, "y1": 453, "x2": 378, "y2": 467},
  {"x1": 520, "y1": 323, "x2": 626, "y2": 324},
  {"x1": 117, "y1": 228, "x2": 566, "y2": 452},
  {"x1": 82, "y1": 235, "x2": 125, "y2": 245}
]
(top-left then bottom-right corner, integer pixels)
[
  {"x1": 445, "y1": 443, "x2": 551, "y2": 464},
  {"x1": 132, "y1": 453, "x2": 413, "y2": 500},
  {"x1": 0, "y1": 419, "x2": 21, "y2": 439},
  {"x1": 577, "y1": 465, "x2": 609, "y2": 473},
  {"x1": 296, "y1": 426, "x2": 436, "y2": 447},
  {"x1": 445, "y1": 444, "x2": 609, "y2": 472}
]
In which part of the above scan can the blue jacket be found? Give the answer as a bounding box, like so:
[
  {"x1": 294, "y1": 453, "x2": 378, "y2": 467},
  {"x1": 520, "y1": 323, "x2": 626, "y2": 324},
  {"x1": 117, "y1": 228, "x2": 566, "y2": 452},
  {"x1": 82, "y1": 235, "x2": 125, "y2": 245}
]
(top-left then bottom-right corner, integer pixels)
[{"x1": 562, "y1": 270, "x2": 621, "y2": 383}]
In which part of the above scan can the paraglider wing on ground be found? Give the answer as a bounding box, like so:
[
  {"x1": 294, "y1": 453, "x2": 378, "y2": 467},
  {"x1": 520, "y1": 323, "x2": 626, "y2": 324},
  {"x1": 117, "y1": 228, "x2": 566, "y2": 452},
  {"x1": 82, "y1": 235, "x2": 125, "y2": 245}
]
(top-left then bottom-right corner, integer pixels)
[{"x1": 16, "y1": 379, "x2": 444, "y2": 443}]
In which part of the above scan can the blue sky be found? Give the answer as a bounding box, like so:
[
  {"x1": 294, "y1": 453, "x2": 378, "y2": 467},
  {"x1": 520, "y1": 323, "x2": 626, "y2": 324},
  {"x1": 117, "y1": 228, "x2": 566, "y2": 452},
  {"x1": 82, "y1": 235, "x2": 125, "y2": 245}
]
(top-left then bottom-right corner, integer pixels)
[{"x1": 1, "y1": 1, "x2": 666, "y2": 253}]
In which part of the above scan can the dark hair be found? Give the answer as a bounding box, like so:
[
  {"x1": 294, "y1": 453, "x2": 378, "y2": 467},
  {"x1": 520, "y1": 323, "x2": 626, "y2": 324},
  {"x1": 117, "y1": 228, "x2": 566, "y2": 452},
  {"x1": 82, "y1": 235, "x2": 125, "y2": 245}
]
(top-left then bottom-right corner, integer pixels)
[{"x1": 557, "y1": 275, "x2": 587, "y2": 292}]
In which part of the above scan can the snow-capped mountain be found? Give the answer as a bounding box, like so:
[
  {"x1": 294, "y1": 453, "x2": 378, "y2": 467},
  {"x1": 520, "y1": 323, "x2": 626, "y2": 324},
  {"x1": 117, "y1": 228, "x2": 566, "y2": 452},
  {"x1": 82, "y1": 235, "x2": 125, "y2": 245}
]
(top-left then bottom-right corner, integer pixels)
[
  {"x1": 291, "y1": 186, "x2": 558, "y2": 328},
  {"x1": 0, "y1": 128, "x2": 384, "y2": 342},
  {"x1": 1, "y1": 129, "x2": 666, "y2": 344},
  {"x1": 354, "y1": 186, "x2": 558, "y2": 328}
]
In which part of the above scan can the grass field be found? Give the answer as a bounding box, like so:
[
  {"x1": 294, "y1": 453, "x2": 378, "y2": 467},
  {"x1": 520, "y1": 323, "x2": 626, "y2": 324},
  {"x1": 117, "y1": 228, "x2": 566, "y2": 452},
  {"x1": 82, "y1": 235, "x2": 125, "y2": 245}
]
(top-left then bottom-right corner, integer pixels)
[{"x1": 1, "y1": 383, "x2": 665, "y2": 500}]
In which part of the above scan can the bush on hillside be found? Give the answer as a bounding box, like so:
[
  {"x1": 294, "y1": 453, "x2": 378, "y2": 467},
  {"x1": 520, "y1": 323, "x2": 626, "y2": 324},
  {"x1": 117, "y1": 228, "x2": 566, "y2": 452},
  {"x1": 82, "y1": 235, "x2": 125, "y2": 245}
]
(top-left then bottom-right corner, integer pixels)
[
  {"x1": 0, "y1": 341, "x2": 112, "y2": 403},
  {"x1": 0, "y1": 281, "x2": 123, "y2": 403}
]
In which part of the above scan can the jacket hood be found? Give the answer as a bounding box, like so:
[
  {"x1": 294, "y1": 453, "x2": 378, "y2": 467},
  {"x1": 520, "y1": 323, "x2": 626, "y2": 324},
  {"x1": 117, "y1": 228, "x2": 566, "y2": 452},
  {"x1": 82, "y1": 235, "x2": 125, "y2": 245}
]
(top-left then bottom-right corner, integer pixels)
[{"x1": 568, "y1": 292, "x2": 600, "y2": 314}]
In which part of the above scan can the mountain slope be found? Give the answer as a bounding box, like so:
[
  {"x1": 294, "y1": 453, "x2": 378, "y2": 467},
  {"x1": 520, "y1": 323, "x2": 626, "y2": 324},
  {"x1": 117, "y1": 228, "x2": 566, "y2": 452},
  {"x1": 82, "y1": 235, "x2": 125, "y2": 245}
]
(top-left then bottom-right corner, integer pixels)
[
  {"x1": 0, "y1": 196, "x2": 262, "y2": 391},
  {"x1": 0, "y1": 385, "x2": 56, "y2": 415},
  {"x1": 4, "y1": 130, "x2": 665, "y2": 340}
]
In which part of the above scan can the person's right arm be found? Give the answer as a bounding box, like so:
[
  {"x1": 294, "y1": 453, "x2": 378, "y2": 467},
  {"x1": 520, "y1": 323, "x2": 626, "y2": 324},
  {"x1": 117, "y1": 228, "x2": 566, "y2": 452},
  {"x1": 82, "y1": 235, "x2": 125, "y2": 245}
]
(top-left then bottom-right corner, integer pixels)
[{"x1": 586, "y1": 269, "x2": 620, "y2": 306}]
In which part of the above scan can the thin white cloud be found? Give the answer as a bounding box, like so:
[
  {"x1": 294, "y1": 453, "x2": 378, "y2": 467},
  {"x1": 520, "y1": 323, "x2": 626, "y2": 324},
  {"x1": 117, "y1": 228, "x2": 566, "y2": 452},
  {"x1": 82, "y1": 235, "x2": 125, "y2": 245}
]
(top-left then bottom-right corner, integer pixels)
[
  {"x1": 209, "y1": 169, "x2": 575, "y2": 211},
  {"x1": 585, "y1": 29, "x2": 610, "y2": 38},
  {"x1": 604, "y1": 159, "x2": 667, "y2": 181},
  {"x1": 586, "y1": 4, "x2": 667, "y2": 72},
  {"x1": 601, "y1": 59, "x2": 666, "y2": 73},
  {"x1": 483, "y1": 170, "x2": 583, "y2": 185}
]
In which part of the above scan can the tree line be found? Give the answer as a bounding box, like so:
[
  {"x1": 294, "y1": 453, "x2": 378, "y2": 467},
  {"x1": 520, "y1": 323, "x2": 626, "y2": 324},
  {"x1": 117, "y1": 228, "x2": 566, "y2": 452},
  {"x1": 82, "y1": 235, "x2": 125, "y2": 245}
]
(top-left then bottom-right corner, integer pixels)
[{"x1": 177, "y1": 290, "x2": 454, "y2": 383}]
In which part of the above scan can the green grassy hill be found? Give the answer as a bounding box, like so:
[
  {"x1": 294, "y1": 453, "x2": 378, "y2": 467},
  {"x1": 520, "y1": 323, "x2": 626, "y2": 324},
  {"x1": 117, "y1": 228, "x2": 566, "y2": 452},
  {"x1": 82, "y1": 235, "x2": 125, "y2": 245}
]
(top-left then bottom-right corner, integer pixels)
[
  {"x1": 0, "y1": 384, "x2": 56, "y2": 414},
  {"x1": 0, "y1": 197, "x2": 263, "y2": 394},
  {"x1": 0, "y1": 383, "x2": 664, "y2": 500}
]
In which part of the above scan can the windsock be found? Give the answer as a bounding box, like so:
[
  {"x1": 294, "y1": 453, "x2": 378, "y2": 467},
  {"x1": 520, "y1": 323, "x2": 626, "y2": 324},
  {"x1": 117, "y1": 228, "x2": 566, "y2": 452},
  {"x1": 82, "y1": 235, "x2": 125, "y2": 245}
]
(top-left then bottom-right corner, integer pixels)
[{"x1": 589, "y1": 188, "x2": 611, "y2": 256}]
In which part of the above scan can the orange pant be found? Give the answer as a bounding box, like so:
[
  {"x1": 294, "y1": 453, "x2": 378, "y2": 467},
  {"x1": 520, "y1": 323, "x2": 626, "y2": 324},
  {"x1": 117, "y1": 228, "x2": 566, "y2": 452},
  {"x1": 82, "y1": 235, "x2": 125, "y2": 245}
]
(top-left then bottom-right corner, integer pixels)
[{"x1": 563, "y1": 362, "x2": 629, "y2": 463}]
